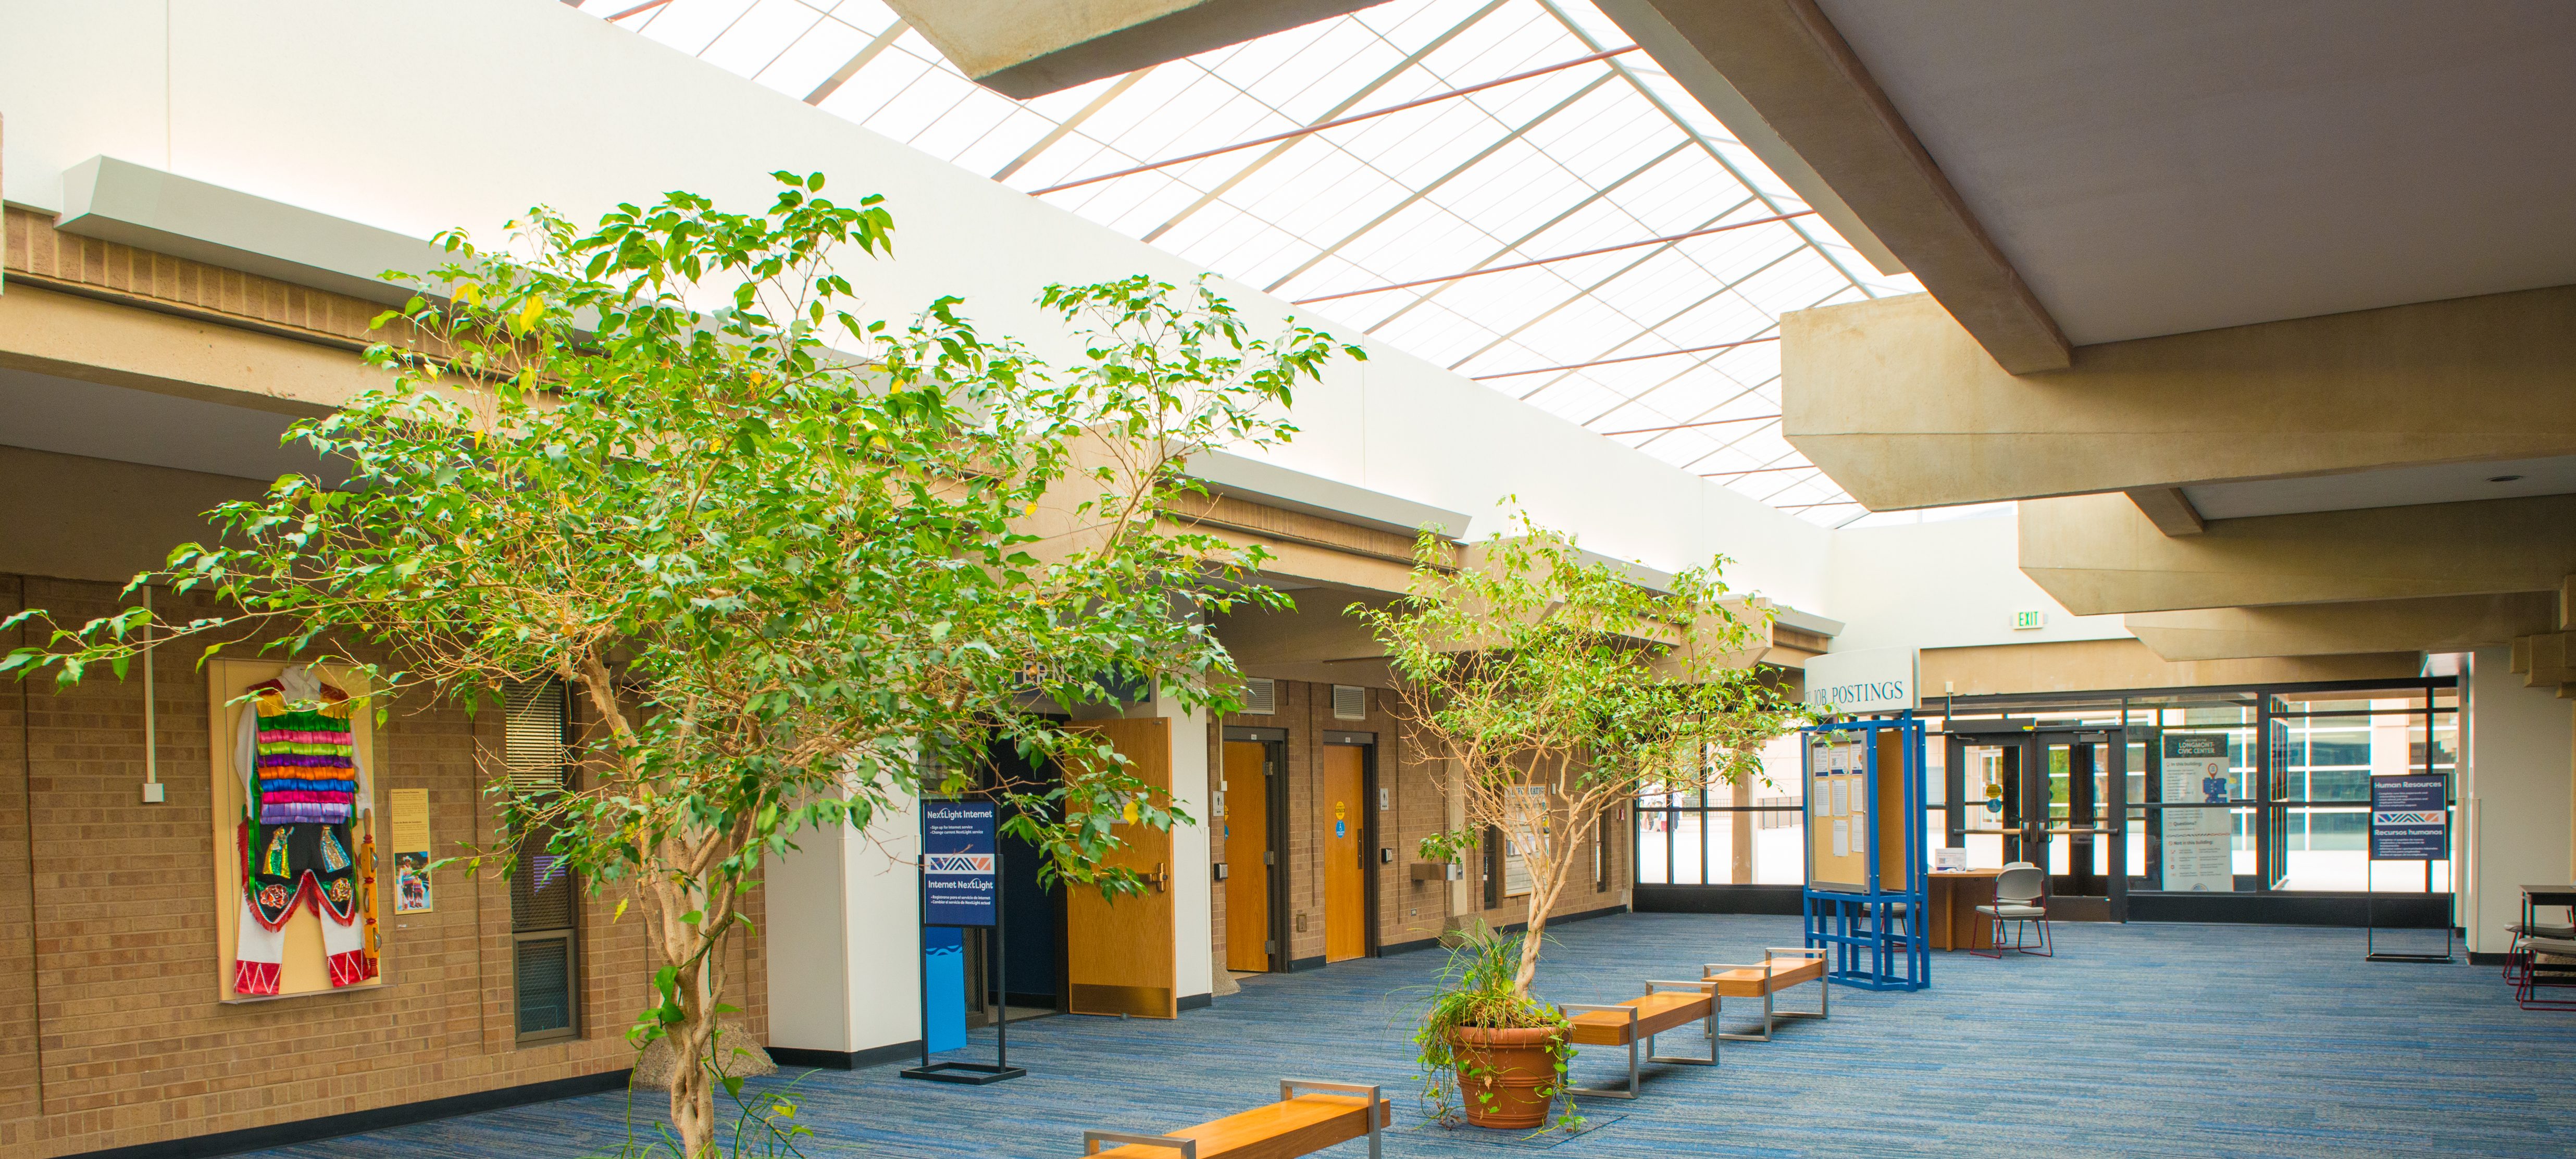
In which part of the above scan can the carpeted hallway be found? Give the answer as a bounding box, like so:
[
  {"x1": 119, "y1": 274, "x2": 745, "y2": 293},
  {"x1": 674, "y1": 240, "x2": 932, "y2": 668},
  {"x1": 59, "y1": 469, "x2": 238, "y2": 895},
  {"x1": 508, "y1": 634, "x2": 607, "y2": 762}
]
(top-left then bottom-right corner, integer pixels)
[{"x1": 247, "y1": 913, "x2": 2572, "y2": 1158}]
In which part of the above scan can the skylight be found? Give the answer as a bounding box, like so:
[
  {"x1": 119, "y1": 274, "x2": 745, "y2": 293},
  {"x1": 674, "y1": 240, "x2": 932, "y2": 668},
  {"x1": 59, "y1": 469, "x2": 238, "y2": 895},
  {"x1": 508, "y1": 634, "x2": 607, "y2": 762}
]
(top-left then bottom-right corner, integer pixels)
[{"x1": 574, "y1": 0, "x2": 1921, "y2": 524}]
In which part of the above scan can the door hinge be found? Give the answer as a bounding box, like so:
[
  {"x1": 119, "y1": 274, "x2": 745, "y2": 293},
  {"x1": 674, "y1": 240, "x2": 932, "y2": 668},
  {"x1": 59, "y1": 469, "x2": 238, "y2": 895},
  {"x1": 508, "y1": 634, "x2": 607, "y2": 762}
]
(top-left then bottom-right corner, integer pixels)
[
  {"x1": 1264, "y1": 851, "x2": 1276, "y2": 866},
  {"x1": 1264, "y1": 939, "x2": 1277, "y2": 955}
]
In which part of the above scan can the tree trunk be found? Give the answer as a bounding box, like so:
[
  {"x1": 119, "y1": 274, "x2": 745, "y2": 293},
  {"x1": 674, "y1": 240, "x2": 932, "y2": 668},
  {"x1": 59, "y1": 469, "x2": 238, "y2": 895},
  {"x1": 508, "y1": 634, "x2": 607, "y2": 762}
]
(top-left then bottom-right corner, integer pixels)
[
  {"x1": 646, "y1": 863, "x2": 736, "y2": 1157},
  {"x1": 667, "y1": 1020, "x2": 716, "y2": 1156},
  {"x1": 1508, "y1": 799, "x2": 1602, "y2": 999},
  {"x1": 1511, "y1": 852, "x2": 1569, "y2": 998}
]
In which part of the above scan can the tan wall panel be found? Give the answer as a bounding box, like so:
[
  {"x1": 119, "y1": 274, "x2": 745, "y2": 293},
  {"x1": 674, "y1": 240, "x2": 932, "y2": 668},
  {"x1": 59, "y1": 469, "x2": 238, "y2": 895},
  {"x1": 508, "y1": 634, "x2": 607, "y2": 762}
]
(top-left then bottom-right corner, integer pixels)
[
  {"x1": 1923, "y1": 638, "x2": 2422, "y2": 699},
  {"x1": 2127, "y1": 592, "x2": 2557, "y2": 662},
  {"x1": 2021, "y1": 491, "x2": 2576, "y2": 616},
  {"x1": 0, "y1": 284, "x2": 386, "y2": 418},
  {"x1": 1786, "y1": 285, "x2": 2576, "y2": 509},
  {"x1": 0, "y1": 446, "x2": 267, "y2": 585}
]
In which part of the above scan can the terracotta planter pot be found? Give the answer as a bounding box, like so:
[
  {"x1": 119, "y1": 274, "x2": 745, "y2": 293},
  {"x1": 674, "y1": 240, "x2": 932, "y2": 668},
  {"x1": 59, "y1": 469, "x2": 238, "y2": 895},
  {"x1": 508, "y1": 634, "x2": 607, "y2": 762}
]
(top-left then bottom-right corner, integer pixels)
[{"x1": 1448, "y1": 1024, "x2": 1563, "y2": 1129}]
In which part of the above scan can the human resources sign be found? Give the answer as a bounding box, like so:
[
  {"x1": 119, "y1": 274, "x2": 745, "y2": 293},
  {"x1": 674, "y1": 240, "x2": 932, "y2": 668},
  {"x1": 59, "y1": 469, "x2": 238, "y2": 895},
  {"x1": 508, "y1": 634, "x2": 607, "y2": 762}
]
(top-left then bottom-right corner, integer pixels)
[{"x1": 1802, "y1": 647, "x2": 1919, "y2": 715}]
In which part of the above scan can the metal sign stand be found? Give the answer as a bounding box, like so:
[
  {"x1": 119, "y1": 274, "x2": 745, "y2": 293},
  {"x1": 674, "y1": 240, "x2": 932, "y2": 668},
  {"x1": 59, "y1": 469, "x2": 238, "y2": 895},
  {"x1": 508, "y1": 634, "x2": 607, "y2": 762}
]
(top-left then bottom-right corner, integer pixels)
[
  {"x1": 2364, "y1": 774, "x2": 2454, "y2": 964},
  {"x1": 901, "y1": 809, "x2": 1026, "y2": 1085}
]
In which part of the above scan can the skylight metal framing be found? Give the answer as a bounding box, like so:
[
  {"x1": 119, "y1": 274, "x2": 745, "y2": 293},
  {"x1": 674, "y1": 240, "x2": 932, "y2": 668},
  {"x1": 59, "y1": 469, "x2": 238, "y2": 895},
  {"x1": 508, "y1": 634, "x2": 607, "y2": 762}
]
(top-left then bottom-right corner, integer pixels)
[{"x1": 578, "y1": 0, "x2": 1919, "y2": 522}]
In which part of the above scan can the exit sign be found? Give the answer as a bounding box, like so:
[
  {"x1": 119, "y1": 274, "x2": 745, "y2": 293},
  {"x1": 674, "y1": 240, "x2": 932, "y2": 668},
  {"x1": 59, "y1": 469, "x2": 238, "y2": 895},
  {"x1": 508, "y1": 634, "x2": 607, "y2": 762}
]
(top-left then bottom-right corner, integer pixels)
[{"x1": 2011, "y1": 609, "x2": 2047, "y2": 630}]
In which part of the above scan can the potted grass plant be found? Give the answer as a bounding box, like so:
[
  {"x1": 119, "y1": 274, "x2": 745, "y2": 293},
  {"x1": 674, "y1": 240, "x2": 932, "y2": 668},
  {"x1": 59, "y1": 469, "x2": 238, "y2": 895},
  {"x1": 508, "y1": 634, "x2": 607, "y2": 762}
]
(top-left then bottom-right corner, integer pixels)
[{"x1": 1414, "y1": 923, "x2": 1578, "y2": 1130}]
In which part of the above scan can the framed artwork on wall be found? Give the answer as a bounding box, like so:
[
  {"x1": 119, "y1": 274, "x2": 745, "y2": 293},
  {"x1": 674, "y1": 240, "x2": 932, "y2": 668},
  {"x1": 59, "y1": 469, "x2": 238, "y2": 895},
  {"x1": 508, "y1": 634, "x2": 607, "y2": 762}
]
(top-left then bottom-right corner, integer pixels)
[{"x1": 209, "y1": 659, "x2": 387, "y2": 1001}]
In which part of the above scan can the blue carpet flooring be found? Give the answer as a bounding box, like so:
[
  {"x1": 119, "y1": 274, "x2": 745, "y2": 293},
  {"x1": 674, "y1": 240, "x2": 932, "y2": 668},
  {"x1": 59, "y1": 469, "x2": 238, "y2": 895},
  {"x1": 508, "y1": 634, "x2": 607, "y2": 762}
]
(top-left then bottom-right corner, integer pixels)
[{"x1": 246, "y1": 914, "x2": 2574, "y2": 1158}]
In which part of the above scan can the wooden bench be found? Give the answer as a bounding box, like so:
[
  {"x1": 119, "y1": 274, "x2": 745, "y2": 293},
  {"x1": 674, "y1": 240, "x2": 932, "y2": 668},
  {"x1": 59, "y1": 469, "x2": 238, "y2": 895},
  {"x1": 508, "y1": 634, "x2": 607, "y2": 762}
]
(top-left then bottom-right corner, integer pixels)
[
  {"x1": 1561, "y1": 979, "x2": 1717, "y2": 1099},
  {"x1": 1703, "y1": 946, "x2": 1828, "y2": 1042},
  {"x1": 1084, "y1": 1079, "x2": 1390, "y2": 1158}
]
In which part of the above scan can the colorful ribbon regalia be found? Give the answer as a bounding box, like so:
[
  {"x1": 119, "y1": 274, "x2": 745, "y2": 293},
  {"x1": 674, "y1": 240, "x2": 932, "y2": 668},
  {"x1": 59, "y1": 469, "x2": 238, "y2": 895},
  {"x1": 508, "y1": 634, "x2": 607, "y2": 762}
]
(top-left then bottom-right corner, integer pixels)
[{"x1": 231, "y1": 665, "x2": 380, "y2": 995}]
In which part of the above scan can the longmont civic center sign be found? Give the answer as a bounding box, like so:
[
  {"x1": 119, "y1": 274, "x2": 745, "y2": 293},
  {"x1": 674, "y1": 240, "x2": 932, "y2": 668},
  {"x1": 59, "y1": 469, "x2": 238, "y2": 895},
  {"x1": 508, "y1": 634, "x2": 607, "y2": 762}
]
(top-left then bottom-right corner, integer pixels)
[{"x1": 1802, "y1": 646, "x2": 1921, "y2": 716}]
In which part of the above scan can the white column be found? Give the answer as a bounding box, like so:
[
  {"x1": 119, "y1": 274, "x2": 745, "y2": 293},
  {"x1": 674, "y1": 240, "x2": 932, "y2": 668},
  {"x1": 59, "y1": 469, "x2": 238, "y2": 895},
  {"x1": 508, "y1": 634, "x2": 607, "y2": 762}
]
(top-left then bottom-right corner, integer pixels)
[
  {"x1": 762, "y1": 799, "x2": 925, "y2": 1056},
  {"x1": 1153, "y1": 689, "x2": 1215, "y2": 1004},
  {"x1": 2462, "y1": 647, "x2": 2574, "y2": 954}
]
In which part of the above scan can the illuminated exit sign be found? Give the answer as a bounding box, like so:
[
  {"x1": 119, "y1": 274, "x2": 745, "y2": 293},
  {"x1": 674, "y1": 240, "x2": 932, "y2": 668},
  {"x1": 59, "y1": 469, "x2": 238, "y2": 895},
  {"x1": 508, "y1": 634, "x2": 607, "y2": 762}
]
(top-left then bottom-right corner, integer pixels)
[{"x1": 2011, "y1": 609, "x2": 2047, "y2": 631}]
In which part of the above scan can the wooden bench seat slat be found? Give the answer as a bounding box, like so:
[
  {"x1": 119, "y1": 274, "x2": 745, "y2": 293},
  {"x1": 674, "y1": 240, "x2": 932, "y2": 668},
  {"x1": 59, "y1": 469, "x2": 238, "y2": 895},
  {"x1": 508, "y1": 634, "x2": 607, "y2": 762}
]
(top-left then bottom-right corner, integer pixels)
[
  {"x1": 1092, "y1": 1094, "x2": 1390, "y2": 1159},
  {"x1": 1707, "y1": 956, "x2": 1824, "y2": 998},
  {"x1": 1565, "y1": 990, "x2": 1711, "y2": 1045}
]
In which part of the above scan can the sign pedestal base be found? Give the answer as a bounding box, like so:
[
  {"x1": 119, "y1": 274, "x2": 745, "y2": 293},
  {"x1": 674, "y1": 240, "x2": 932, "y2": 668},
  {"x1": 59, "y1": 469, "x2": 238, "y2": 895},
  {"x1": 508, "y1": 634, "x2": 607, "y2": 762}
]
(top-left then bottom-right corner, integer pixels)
[
  {"x1": 2363, "y1": 774, "x2": 2453, "y2": 964},
  {"x1": 899, "y1": 1060, "x2": 1028, "y2": 1085}
]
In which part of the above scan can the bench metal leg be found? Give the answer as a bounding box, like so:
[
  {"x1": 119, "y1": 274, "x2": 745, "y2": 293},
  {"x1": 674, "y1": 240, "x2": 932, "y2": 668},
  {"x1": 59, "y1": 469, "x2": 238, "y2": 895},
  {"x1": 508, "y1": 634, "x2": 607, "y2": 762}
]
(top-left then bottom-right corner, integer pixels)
[
  {"x1": 1647, "y1": 1002, "x2": 1718, "y2": 1067},
  {"x1": 1084, "y1": 1130, "x2": 1196, "y2": 1157},
  {"x1": 1278, "y1": 1080, "x2": 1382, "y2": 1159},
  {"x1": 1559, "y1": 1004, "x2": 1639, "y2": 1100},
  {"x1": 1710, "y1": 951, "x2": 1828, "y2": 1042}
]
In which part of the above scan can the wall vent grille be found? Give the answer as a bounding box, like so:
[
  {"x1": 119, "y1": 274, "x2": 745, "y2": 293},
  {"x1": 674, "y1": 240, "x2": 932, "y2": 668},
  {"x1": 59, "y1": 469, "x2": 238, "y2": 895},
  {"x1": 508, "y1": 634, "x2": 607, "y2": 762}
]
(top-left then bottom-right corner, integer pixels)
[
  {"x1": 1241, "y1": 678, "x2": 1276, "y2": 716},
  {"x1": 1331, "y1": 684, "x2": 1366, "y2": 721}
]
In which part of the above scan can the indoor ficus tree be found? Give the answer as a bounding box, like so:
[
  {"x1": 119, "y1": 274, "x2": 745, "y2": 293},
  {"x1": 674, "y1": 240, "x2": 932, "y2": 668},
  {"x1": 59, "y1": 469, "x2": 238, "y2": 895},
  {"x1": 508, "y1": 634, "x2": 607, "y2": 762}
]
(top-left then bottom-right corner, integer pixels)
[
  {"x1": 2, "y1": 172, "x2": 1359, "y2": 1158},
  {"x1": 1358, "y1": 514, "x2": 1809, "y2": 997}
]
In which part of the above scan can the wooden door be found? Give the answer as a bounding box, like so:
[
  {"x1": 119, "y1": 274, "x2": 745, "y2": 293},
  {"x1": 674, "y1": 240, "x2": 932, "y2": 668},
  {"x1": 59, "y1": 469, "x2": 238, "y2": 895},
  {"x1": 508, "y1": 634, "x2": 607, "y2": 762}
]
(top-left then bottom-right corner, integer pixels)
[
  {"x1": 1322, "y1": 744, "x2": 1366, "y2": 963},
  {"x1": 1222, "y1": 741, "x2": 1271, "y2": 973},
  {"x1": 1063, "y1": 718, "x2": 1176, "y2": 1018}
]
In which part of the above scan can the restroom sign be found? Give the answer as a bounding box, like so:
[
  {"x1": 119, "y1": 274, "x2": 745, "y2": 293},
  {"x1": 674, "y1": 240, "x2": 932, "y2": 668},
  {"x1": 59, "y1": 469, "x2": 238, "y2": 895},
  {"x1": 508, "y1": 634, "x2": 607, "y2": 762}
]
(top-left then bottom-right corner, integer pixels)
[{"x1": 922, "y1": 800, "x2": 998, "y2": 927}]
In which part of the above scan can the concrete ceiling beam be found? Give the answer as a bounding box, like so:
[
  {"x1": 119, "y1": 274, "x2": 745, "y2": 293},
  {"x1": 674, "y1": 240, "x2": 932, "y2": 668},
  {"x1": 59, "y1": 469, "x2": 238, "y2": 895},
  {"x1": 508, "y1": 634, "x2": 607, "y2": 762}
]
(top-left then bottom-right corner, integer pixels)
[
  {"x1": 1785, "y1": 285, "x2": 2576, "y2": 510},
  {"x1": 2123, "y1": 487, "x2": 2205, "y2": 537},
  {"x1": 885, "y1": 0, "x2": 1392, "y2": 99},
  {"x1": 1601, "y1": 0, "x2": 2068, "y2": 372},
  {"x1": 2020, "y1": 491, "x2": 2576, "y2": 616},
  {"x1": 2125, "y1": 593, "x2": 2556, "y2": 663}
]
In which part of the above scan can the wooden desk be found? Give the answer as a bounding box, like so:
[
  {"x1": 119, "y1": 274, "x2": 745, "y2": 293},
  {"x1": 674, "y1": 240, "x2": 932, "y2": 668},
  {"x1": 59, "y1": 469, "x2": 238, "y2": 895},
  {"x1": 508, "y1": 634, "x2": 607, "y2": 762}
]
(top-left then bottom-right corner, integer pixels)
[{"x1": 1926, "y1": 870, "x2": 2003, "y2": 951}]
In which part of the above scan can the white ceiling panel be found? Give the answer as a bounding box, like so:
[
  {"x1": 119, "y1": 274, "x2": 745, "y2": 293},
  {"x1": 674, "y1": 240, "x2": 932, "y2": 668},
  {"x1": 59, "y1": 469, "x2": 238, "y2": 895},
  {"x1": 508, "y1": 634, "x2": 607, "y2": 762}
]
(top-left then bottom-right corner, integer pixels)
[
  {"x1": 1821, "y1": 0, "x2": 2576, "y2": 345},
  {"x1": 576, "y1": 0, "x2": 1920, "y2": 523}
]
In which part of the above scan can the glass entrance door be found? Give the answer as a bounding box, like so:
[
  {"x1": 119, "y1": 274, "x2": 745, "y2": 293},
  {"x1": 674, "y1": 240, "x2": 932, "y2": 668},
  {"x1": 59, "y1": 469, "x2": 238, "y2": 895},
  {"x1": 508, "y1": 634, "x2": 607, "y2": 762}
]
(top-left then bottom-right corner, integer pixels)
[
  {"x1": 1943, "y1": 728, "x2": 2127, "y2": 921},
  {"x1": 2043, "y1": 730, "x2": 2126, "y2": 919}
]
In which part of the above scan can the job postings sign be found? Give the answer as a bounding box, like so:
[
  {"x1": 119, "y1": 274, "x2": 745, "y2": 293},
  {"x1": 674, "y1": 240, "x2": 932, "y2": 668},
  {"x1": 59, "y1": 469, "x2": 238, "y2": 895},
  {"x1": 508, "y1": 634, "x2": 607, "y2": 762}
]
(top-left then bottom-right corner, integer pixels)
[
  {"x1": 922, "y1": 800, "x2": 999, "y2": 927},
  {"x1": 1802, "y1": 646, "x2": 1920, "y2": 716}
]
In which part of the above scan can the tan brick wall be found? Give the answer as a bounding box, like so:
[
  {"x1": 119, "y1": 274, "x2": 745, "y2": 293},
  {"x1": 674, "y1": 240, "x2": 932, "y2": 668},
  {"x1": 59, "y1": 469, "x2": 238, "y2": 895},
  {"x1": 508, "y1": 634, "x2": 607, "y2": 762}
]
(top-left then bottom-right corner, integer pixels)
[{"x1": 0, "y1": 575, "x2": 767, "y2": 1157}]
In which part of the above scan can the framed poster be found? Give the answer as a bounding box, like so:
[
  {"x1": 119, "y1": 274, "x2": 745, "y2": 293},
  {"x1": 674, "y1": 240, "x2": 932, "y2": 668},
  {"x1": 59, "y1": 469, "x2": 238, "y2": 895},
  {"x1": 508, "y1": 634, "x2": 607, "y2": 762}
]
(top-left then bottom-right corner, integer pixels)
[
  {"x1": 2158, "y1": 733, "x2": 2235, "y2": 892},
  {"x1": 390, "y1": 788, "x2": 433, "y2": 914},
  {"x1": 1501, "y1": 786, "x2": 1546, "y2": 897},
  {"x1": 210, "y1": 659, "x2": 385, "y2": 1000}
]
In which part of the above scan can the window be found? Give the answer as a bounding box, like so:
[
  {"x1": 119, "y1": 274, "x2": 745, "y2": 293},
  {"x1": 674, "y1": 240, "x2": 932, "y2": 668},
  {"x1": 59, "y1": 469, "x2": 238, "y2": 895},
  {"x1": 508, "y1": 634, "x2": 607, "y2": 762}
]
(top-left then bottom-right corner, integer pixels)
[
  {"x1": 506, "y1": 678, "x2": 580, "y2": 1042},
  {"x1": 1634, "y1": 732, "x2": 1806, "y2": 886},
  {"x1": 2273, "y1": 694, "x2": 2455, "y2": 892}
]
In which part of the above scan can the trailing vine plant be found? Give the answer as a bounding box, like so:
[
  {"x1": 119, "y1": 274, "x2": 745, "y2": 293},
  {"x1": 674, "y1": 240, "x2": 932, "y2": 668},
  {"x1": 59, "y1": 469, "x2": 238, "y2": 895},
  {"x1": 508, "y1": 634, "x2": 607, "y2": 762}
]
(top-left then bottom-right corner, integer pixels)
[{"x1": 1412, "y1": 922, "x2": 1581, "y2": 1133}]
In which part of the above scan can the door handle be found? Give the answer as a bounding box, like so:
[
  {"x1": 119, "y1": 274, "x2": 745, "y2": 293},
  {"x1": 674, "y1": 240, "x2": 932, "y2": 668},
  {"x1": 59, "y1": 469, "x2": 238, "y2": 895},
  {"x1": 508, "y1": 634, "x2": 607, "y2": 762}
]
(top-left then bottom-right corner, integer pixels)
[{"x1": 1153, "y1": 862, "x2": 1169, "y2": 893}]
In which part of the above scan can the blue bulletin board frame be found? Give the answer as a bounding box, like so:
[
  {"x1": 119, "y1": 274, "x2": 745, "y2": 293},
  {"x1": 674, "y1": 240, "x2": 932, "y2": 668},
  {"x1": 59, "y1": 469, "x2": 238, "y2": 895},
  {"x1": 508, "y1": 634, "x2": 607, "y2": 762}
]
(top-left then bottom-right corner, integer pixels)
[{"x1": 1801, "y1": 714, "x2": 1930, "y2": 992}]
